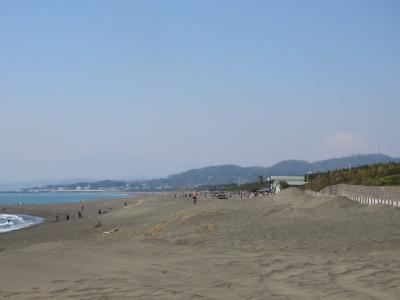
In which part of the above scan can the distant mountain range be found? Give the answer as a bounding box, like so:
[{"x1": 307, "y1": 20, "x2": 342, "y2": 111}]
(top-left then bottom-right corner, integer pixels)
[{"x1": 37, "y1": 154, "x2": 400, "y2": 191}]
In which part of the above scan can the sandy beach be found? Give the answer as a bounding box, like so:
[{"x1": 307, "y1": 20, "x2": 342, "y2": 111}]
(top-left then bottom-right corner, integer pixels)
[{"x1": 1, "y1": 189, "x2": 400, "y2": 299}]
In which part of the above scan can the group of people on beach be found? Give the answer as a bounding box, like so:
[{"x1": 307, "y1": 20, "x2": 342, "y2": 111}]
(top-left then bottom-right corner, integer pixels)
[
  {"x1": 54, "y1": 200, "x2": 128, "y2": 228},
  {"x1": 56, "y1": 204, "x2": 84, "y2": 222}
]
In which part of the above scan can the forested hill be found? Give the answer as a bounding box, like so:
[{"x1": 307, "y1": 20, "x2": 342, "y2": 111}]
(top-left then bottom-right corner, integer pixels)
[
  {"x1": 42, "y1": 154, "x2": 400, "y2": 190},
  {"x1": 143, "y1": 154, "x2": 399, "y2": 188}
]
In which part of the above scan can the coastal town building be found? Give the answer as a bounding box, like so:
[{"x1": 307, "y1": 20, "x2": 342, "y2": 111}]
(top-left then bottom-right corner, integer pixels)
[{"x1": 268, "y1": 176, "x2": 305, "y2": 193}]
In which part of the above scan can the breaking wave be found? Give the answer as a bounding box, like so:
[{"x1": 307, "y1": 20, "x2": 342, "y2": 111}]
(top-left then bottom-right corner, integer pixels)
[{"x1": 0, "y1": 214, "x2": 44, "y2": 234}]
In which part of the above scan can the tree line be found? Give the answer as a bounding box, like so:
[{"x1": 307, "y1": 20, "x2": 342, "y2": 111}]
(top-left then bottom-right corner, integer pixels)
[{"x1": 304, "y1": 163, "x2": 400, "y2": 191}]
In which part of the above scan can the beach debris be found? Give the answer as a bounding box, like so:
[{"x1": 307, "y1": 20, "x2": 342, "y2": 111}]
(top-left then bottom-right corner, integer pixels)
[
  {"x1": 196, "y1": 223, "x2": 216, "y2": 233},
  {"x1": 103, "y1": 228, "x2": 118, "y2": 234},
  {"x1": 134, "y1": 200, "x2": 145, "y2": 206},
  {"x1": 145, "y1": 222, "x2": 168, "y2": 238}
]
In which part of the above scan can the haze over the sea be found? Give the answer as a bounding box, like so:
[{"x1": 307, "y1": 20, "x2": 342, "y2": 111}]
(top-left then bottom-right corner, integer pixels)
[{"x1": 1, "y1": 1, "x2": 399, "y2": 183}]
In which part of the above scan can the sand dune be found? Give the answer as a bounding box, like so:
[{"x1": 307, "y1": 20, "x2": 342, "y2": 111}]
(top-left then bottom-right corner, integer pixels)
[{"x1": 1, "y1": 189, "x2": 400, "y2": 299}]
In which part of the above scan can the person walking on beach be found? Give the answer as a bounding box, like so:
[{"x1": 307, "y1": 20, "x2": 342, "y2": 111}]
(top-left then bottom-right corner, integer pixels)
[
  {"x1": 193, "y1": 191, "x2": 197, "y2": 205},
  {"x1": 97, "y1": 209, "x2": 103, "y2": 227}
]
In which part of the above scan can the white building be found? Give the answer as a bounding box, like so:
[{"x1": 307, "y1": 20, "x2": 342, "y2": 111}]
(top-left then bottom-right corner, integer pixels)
[{"x1": 268, "y1": 176, "x2": 305, "y2": 193}]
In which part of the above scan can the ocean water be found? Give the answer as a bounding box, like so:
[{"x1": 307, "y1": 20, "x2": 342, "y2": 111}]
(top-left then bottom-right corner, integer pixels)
[
  {"x1": 0, "y1": 214, "x2": 44, "y2": 234},
  {"x1": 0, "y1": 192, "x2": 131, "y2": 234},
  {"x1": 0, "y1": 192, "x2": 130, "y2": 206}
]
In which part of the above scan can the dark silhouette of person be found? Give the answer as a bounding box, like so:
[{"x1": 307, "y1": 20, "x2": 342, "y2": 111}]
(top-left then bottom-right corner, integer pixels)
[{"x1": 97, "y1": 209, "x2": 103, "y2": 227}]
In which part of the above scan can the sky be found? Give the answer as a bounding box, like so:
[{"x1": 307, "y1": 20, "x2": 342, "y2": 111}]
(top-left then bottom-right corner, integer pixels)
[{"x1": 1, "y1": 0, "x2": 399, "y2": 183}]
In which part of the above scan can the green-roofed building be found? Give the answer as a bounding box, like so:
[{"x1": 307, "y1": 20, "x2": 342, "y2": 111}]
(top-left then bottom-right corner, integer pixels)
[{"x1": 268, "y1": 176, "x2": 305, "y2": 193}]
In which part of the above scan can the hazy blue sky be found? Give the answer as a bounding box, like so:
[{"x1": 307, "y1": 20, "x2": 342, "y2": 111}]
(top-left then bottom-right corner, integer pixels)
[{"x1": 1, "y1": 0, "x2": 399, "y2": 182}]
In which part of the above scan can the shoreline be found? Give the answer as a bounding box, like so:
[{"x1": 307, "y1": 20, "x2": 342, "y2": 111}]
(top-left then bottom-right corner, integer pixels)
[
  {"x1": 0, "y1": 214, "x2": 44, "y2": 234},
  {"x1": 0, "y1": 191, "x2": 135, "y2": 207},
  {"x1": 1, "y1": 197, "x2": 132, "y2": 220},
  {"x1": 0, "y1": 196, "x2": 139, "y2": 250}
]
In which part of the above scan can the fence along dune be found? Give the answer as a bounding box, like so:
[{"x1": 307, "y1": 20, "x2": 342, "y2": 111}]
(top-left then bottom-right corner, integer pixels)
[{"x1": 307, "y1": 184, "x2": 400, "y2": 207}]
